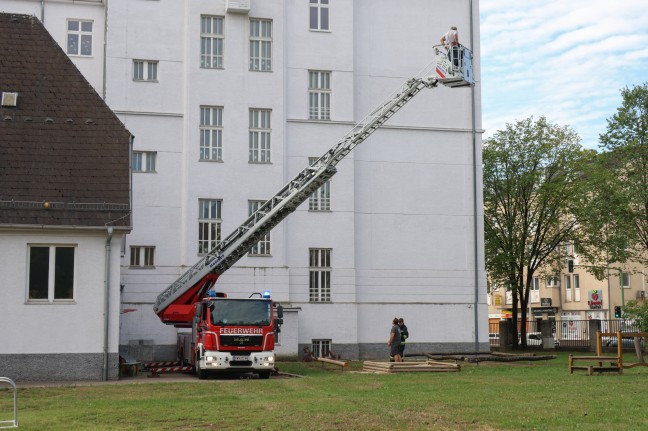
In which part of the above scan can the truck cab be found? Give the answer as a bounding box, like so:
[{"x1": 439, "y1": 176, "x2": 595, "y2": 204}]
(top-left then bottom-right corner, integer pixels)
[{"x1": 178, "y1": 290, "x2": 283, "y2": 379}]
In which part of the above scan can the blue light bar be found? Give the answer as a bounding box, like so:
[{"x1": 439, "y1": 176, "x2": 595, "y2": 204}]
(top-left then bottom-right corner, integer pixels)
[{"x1": 262, "y1": 290, "x2": 271, "y2": 298}]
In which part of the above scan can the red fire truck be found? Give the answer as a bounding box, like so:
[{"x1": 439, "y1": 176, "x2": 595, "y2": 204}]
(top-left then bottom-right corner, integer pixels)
[
  {"x1": 175, "y1": 275, "x2": 282, "y2": 379},
  {"x1": 153, "y1": 53, "x2": 474, "y2": 378}
]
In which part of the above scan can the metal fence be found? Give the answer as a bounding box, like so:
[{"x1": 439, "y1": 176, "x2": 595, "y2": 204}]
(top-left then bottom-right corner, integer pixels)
[{"x1": 488, "y1": 320, "x2": 641, "y2": 350}]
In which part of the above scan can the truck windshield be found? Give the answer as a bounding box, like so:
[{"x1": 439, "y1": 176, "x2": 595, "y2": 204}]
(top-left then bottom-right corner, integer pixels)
[{"x1": 210, "y1": 299, "x2": 271, "y2": 326}]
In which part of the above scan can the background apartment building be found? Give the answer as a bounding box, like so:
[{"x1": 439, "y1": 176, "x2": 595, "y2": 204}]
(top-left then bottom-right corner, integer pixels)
[
  {"x1": 2, "y1": 0, "x2": 486, "y2": 361},
  {"x1": 488, "y1": 241, "x2": 647, "y2": 342}
]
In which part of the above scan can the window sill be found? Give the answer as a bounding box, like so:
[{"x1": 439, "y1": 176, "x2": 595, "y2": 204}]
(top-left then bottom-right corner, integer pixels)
[
  {"x1": 248, "y1": 161, "x2": 272, "y2": 165},
  {"x1": 132, "y1": 79, "x2": 159, "y2": 83},
  {"x1": 26, "y1": 300, "x2": 76, "y2": 305},
  {"x1": 199, "y1": 159, "x2": 224, "y2": 163},
  {"x1": 129, "y1": 266, "x2": 156, "y2": 269},
  {"x1": 309, "y1": 29, "x2": 331, "y2": 33}
]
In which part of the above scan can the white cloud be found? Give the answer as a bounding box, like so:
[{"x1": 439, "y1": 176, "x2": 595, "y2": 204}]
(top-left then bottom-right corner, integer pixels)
[{"x1": 480, "y1": 0, "x2": 648, "y2": 148}]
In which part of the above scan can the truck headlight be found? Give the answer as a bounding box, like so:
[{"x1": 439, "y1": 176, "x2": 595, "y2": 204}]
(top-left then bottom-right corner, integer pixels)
[{"x1": 206, "y1": 356, "x2": 215, "y2": 362}]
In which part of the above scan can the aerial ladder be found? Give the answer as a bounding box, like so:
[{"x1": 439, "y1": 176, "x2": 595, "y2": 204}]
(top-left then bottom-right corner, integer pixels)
[{"x1": 154, "y1": 49, "x2": 475, "y2": 326}]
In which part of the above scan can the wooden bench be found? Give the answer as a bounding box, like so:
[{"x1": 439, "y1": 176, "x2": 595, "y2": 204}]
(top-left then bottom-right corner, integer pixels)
[{"x1": 568, "y1": 355, "x2": 622, "y2": 376}]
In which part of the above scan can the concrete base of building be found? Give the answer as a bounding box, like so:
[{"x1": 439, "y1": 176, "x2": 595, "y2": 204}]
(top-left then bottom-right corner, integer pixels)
[
  {"x1": 120, "y1": 343, "x2": 176, "y2": 363},
  {"x1": 0, "y1": 352, "x2": 119, "y2": 382}
]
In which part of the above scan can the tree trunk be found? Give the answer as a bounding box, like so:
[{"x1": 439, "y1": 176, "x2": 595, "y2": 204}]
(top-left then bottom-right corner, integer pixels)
[{"x1": 634, "y1": 337, "x2": 645, "y2": 363}]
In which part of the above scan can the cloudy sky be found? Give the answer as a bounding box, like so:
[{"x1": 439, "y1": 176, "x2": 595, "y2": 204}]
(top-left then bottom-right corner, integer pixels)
[{"x1": 480, "y1": 0, "x2": 648, "y2": 149}]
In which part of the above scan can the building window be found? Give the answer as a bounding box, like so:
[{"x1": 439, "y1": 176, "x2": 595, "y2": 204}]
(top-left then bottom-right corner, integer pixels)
[
  {"x1": 133, "y1": 60, "x2": 158, "y2": 81},
  {"x1": 249, "y1": 19, "x2": 272, "y2": 71},
  {"x1": 574, "y1": 274, "x2": 581, "y2": 302},
  {"x1": 308, "y1": 71, "x2": 331, "y2": 120},
  {"x1": 546, "y1": 275, "x2": 560, "y2": 288},
  {"x1": 249, "y1": 109, "x2": 271, "y2": 163},
  {"x1": 622, "y1": 272, "x2": 631, "y2": 288},
  {"x1": 311, "y1": 339, "x2": 331, "y2": 358},
  {"x1": 309, "y1": 248, "x2": 331, "y2": 302},
  {"x1": 132, "y1": 151, "x2": 157, "y2": 172},
  {"x1": 130, "y1": 246, "x2": 155, "y2": 267},
  {"x1": 309, "y1": 157, "x2": 331, "y2": 211},
  {"x1": 201, "y1": 16, "x2": 224, "y2": 69},
  {"x1": 309, "y1": 0, "x2": 330, "y2": 31},
  {"x1": 248, "y1": 201, "x2": 271, "y2": 255},
  {"x1": 564, "y1": 275, "x2": 572, "y2": 302},
  {"x1": 28, "y1": 245, "x2": 75, "y2": 302},
  {"x1": 199, "y1": 199, "x2": 222, "y2": 254},
  {"x1": 529, "y1": 276, "x2": 540, "y2": 303},
  {"x1": 200, "y1": 106, "x2": 223, "y2": 161},
  {"x1": 67, "y1": 19, "x2": 93, "y2": 56}
]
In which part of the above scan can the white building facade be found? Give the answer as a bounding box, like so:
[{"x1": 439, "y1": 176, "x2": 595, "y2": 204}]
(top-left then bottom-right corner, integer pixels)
[{"x1": 2, "y1": 0, "x2": 487, "y2": 361}]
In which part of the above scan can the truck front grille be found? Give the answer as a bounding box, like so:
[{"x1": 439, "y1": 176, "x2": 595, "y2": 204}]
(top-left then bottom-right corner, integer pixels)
[{"x1": 220, "y1": 335, "x2": 263, "y2": 347}]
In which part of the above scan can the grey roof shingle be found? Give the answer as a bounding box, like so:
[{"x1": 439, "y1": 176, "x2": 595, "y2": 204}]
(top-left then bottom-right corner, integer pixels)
[{"x1": 0, "y1": 13, "x2": 132, "y2": 228}]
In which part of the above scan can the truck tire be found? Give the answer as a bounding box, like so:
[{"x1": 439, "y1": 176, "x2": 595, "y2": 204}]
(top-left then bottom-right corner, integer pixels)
[
  {"x1": 196, "y1": 356, "x2": 208, "y2": 380},
  {"x1": 258, "y1": 371, "x2": 270, "y2": 379}
]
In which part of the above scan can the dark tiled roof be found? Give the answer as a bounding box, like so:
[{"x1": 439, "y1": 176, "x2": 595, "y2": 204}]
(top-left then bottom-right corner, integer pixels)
[{"x1": 0, "y1": 13, "x2": 132, "y2": 228}]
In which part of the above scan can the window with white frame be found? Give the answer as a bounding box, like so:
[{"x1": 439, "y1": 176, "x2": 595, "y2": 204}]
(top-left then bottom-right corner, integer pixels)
[
  {"x1": 309, "y1": 248, "x2": 331, "y2": 302},
  {"x1": 311, "y1": 339, "x2": 331, "y2": 358},
  {"x1": 622, "y1": 272, "x2": 631, "y2": 288},
  {"x1": 249, "y1": 109, "x2": 271, "y2": 163},
  {"x1": 133, "y1": 60, "x2": 158, "y2": 81},
  {"x1": 308, "y1": 71, "x2": 331, "y2": 120},
  {"x1": 308, "y1": 157, "x2": 331, "y2": 211},
  {"x1": 546, "y1": 275, "x2": 560, "y2": 287},
  {"x1": 530, "y1": 276, "x2": 540, "y2": 303},
  {"x1": 564, "y1": 274, "x2": 572, "y2": 302},
  {"x1": 201, "y1": 16, "x2": 224, "y2": 69},
  {"x1": 27, "y1": 245, "x2": 75, "y2": 302},
  {"x1": 574, "y1": 274, "x2": 581, "y2": 302},
  {"x1": 130, "y1": 246, "x2": 155, "y2": 267},
  {"x1": 200, "y1": 106, "x2": 223, "y2": 161},
  {"x1": 249, "y1": 19, "x2": 272, "y2": 71},
  {"x1": 132, "y1": 151, "x2": 157, "y2": 173},
  {"x1": 66, "y1": 19, "x2": 93, "y2": 56},
  {"x1": 199, "y1": 199, "x2": 222, "y2": 254},
  {"x1": 309, "y1": 0, "x2": 330, "y2": 31},
  {"x1": 563, "y1": 242, "x2": 571, "y2": 258},
  {"x1": 248, "y1": 200, "x2": 271, "y2": 255}
]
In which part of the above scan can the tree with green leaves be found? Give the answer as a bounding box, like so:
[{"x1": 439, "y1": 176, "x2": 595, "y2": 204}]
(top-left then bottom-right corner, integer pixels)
[
  {"x1": 596, "y1": 83, "x2": 648, "y2": 264},
  {"x1": 483, "y1": 116, "x2": 588, "y2": 348}
]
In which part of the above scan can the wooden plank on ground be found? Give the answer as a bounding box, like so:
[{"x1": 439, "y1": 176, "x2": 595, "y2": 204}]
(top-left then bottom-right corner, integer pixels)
[
  {"x1": 316, "y1": 357, "x2": 348, "y2": 367},
  {"x1": 362, "y1": 361, "x2": 460, "y2": 374}
]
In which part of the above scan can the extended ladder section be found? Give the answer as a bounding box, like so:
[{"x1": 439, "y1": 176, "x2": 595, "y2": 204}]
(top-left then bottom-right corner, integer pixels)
[{"x1": 154, "y1": 55, "x2": 474, "y2": 325}]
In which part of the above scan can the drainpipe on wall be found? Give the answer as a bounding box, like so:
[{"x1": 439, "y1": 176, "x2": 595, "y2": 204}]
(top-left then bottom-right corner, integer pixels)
[
  {"x1": 469, "y1": 0, "x2": 480, "y2": 352},
  {"x1": 40, "y1": 0, "x2": 44, "y2": 23},
  {"x1": 103, "y1": 226, "x2": 114, "y2": 381},
  {"x1": 102, "y1": 0, "x2": 109, "y2": 99}
]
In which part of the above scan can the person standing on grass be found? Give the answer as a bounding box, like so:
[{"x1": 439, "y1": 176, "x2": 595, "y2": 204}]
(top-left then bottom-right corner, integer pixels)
[
  {"x1": 388, "y1": 317, "x2": 402, "y2": 362},
  {"x1": 398, "y1": 318, "x2": 409, "y2": 361}
]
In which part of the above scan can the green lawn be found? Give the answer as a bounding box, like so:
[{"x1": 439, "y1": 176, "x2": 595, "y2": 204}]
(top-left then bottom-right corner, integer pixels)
[{"x1": 2, "y1": 353, "x2": 648, "y2": 430}]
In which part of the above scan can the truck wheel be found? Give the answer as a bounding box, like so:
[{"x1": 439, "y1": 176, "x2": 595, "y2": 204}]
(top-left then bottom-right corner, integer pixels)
[
  {"x1": 258, "y1": 371, "x2": 270, "y2": 380},
  {"x1": 196, "y1": 357, "x2": 207, "y2": 380}
]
